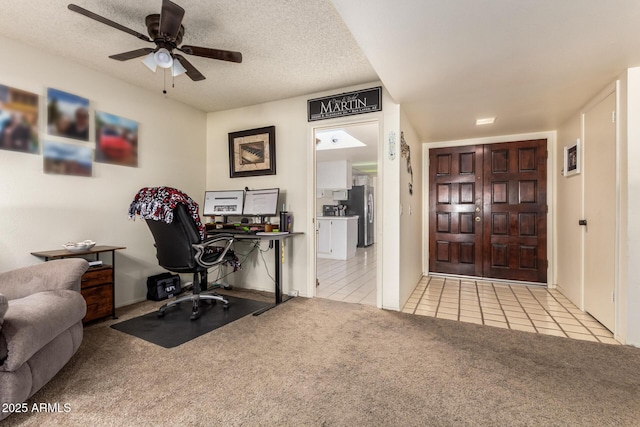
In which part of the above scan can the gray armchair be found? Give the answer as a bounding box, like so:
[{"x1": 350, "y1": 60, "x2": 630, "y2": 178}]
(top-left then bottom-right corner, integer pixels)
[{"x1": 0, "y1": 258, "x2": 88, "y2": 420}]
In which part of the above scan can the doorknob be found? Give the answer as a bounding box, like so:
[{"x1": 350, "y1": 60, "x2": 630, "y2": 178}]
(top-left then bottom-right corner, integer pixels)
[
  {"x1": 475, "y1": 217, "x2": 481, "y2": 222},
  {"x1": 579, "y1": 219, "x2": 587, "y2": 226}
]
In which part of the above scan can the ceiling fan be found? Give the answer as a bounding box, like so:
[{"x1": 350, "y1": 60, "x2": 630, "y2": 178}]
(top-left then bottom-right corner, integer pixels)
[{"x1": 68, "y1": 0, "x2": 242, "y2": 82}]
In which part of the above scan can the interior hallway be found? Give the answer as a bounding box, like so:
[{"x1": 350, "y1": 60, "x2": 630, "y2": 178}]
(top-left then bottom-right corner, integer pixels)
[{"x1": 403, "y1": 276, "x2": 619, "y2": 344}]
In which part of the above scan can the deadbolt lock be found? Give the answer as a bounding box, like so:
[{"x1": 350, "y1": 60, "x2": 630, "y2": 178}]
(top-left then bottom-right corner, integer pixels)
[{"x1": 475, "y1": 207, "x2": 481, "y2": 213}]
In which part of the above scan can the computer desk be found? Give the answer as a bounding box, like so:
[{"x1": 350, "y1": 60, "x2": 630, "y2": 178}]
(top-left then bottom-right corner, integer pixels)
[{"x1": 207, "y1": 231, "x2": 303, "y2": 316}]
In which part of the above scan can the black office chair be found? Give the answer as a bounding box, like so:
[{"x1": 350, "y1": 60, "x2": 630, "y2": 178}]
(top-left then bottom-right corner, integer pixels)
[{"x1": 144, "y1": 203, "x2": 235, "y2": 320}]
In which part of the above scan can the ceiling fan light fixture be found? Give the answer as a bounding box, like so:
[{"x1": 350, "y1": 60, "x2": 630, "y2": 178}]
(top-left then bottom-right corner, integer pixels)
[
  {"x1": 154, "y1": 48, "x2": 173, "y2": 68},
  {"x1": 171, "y1": 58, "x2": 187, "y2": 77},
  {"x1": 142, "y1": 52, "x2": 158, "y2": 72}
]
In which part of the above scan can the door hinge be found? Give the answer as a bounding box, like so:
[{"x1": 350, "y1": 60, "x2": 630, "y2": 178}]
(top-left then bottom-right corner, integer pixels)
[
  {"x1": 612, "y1": 111, "x2": 616, "y2": 124},
  {"x1": 545, "y1": 205, "x2": 549, "y2": 213},
  {"x1": 611, "y1": 292, "x2": 615, "y2": 303}
]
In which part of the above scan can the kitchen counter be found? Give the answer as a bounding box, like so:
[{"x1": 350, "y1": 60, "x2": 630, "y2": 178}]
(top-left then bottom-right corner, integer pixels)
[
  {"x1": 316, "y1": 215, "x2": 359, "y2": 220},
  {"x1": 316, "y1": 216, "x2": 359, "y2": 260}
]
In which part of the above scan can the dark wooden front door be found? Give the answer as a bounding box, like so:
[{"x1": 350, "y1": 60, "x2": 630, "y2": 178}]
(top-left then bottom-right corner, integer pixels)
[{"x1": 429, "y1": 139, "x2": 547, "y2": 283}]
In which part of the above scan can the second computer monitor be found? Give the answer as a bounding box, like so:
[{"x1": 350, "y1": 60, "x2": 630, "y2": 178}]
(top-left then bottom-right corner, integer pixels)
[{"x1": 243, "y1": 188, "x2": 279, "y2": 217}]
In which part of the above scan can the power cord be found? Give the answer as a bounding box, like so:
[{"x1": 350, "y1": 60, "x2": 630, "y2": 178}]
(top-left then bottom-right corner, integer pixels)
[{"x1": 208, "y1": 240, "x2": 277, "y2": 289}]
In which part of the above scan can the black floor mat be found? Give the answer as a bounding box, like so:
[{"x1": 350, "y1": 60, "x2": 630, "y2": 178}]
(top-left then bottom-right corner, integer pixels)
[{"x1": 110, "y1": 296, "x2": 270, "y2": 348}]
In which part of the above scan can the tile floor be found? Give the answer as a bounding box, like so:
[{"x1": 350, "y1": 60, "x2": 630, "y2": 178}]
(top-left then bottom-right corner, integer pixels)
[
  {"x1": 316, "y1": 245, "x2": 377, "y2": 306},
  {"x1": 403, "y1": 276, "x2": 619, "y2": 344}
]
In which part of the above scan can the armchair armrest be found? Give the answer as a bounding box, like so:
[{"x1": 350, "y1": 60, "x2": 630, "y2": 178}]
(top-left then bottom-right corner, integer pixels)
[
  {"x1": 192, "y1": 235, "x2": 235, "y2": 268},
  {"x1": 0, "y1": 258, "x2": 89, "y2": 300},
  {"x1": 0, "y1": 293, "x2": 7, "y2": 325}
]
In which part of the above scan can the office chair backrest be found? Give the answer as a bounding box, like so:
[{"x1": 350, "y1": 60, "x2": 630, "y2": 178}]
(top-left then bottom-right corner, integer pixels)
[{"x1": 145, "y1": 203, "x2": 202, "y2": 273}]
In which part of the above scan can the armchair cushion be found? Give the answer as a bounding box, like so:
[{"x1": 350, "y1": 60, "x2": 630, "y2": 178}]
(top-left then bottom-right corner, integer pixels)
[
  {"x1": 0, "y1": 258, "x2": 88, "y2": 372},
  {"x1": 0, "y1": 289, "x2": 86, "y2": 372}
]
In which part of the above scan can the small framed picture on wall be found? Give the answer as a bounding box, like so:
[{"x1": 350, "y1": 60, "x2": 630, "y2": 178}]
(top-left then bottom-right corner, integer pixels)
[
  {"x1": 563, "y1": 138, "x2": 580, "y2": 177},
  {"x1": 228, "y1": 126, "x2": 276, "y2": 178}
]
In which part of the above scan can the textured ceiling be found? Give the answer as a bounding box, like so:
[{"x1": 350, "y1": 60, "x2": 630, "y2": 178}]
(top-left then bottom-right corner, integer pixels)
[
  {"x1": 332, "y1": 0, "x2": 640, "y2": 142},
  {"x1": 0, "y1": 0, "x2": 378, "y2": 113},
  {"x1": 5, "y1": 1, "x2": 640, "y2": 143}
]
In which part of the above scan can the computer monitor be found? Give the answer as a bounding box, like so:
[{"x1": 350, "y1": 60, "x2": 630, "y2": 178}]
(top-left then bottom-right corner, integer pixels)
[
  {"x1": 243, "y1": 188, "x2": 280, "y2": 218},
  {"x1": 203, "y1": 190, "x2": 245, "y2": 216}
]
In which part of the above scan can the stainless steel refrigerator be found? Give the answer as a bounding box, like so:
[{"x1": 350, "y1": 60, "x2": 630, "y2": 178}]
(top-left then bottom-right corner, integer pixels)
[{"x1": 346, "y1": 185, "x2": 374, "y2": 247}]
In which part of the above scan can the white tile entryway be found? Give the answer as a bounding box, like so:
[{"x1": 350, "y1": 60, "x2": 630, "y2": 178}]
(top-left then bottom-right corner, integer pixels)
[
  {"x1": 316, "y1": 245, "x2": 376, "y2": 306},
  {"x1": 403, "y1": 276, "x2": 619, "y2": 345}
]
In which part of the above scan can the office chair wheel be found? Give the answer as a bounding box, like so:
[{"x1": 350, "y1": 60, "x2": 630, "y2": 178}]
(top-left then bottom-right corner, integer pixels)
[
  {"x1": 223, "y1": 303, "x2": 229, "y2": 310},
  {"x1": 190, "y1": 310, "x2": 200, "y2": 321},
  {"x1": 157, "y1": 310, "x2": 165, "y2": 318}
]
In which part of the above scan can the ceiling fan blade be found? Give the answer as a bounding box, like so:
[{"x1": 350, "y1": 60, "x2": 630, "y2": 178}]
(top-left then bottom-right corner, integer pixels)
[
  {"x1": 179, "y1": 45, "x2": 242, "y2": 63},
  {"x1": 109, "y1": 48, "x2": 155, "y2": 61},
  {"x1": 68, "y1": 4, "x2": 151, "y2": 42},
  {"x1": 159, "y1": 0, "x2": 185, "y2": 41},
  {"x1": 174, "y1": 54, "x2": 205, "y2": 81}
]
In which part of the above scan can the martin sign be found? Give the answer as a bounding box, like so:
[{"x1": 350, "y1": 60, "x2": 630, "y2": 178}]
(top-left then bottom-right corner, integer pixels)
[{"x1": 307, "y1": 87, "x2": 382, "y2": 122}]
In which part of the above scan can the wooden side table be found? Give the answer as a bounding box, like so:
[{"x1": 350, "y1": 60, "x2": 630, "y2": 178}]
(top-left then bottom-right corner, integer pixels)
[{"x1": 31, "y1": 245, "x2": 126, "y2": 323}]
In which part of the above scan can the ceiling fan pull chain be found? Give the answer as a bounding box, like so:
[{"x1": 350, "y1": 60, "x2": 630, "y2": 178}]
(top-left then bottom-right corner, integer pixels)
[{"x1": 163, "y1": 69, "x2": 167, "y2": 95}]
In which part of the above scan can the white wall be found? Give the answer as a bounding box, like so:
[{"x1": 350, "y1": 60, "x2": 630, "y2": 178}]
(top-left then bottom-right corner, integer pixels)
[
  {"x1": 399, "y1": 108, "x2": 423, "y2": 308},
  {"x1": 537, "y1": 69, "x2": 640, "y2": 347},
  {"x1": 206, "y1": 83, "x2": 411, "y2": 310},
  {"x1": 205, "y1": 91, "x2": 310, "y2": 297},
  {"x1": 555, "y1": 114, "x2": 583, "y2": 305},
  {"x1": 0, "y1": 35, "x2": 207, "y2": 307}
]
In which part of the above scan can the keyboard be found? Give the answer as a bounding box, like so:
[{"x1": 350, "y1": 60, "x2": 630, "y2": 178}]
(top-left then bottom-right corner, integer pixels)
[{"x1": 208, "y1": 228, "x2": 259, "y2": 235}]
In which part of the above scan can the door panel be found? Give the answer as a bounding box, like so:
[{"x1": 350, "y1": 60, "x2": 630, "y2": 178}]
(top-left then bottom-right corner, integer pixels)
[
  {"x1": 429, "y1": 145, "x2": 483, "y2": 276},
  {"x1": 584, "y1": 92, "x2": 616, "y2": 331},
  {"x1": 429, "y1": 140, "x2": 547, "y2": 283},
  {"x1": 482, "y1": 140, "x2": 547, "y2": 282}
]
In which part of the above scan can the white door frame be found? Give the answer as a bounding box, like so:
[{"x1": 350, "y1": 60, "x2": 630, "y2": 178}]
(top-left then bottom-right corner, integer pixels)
[{"x1": 306, "y1": 117, "x2": 383, "y2": 307}]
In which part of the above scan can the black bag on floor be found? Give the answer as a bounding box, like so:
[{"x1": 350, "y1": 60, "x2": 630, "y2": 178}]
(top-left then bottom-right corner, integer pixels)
[{"x1": 147, "y1": 272, "x2": 182, "y2": 301}]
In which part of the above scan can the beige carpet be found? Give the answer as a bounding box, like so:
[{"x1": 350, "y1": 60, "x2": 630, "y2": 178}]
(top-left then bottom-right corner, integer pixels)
[{"x1": 5, "y1": 292, "x2": 640, "y2": 426}]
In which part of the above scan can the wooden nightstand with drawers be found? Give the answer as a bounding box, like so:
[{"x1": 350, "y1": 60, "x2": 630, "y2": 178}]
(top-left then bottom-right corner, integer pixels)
[{"x1": 31, "y1": 245, "x2": 125, "y2": 323}]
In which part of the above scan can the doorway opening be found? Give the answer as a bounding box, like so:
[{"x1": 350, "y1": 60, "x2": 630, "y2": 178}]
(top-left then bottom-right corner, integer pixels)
[{"x1": 314, "y1": 121, "x2": 379, "y2": 305}]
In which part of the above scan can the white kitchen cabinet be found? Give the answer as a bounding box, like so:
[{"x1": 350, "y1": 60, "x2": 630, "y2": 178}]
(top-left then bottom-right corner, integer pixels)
[
  {"x1": 316, "y1": 216, "x2": 358, "y2": 260},
  {"x1": 317, "y1": 160, "x2": 352, "y2": 190},
  {"x1": 317, "y1": 218, "x2": 333, "y2": 256}
]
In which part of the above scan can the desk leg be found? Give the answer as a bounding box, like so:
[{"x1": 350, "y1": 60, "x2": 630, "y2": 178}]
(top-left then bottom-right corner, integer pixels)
[
  {"x1": 253, "y1": 238, "x2": 291, "y2": 316},
  {"x1": 275, "y1": 239, "x2": 282, "y2": 304}
]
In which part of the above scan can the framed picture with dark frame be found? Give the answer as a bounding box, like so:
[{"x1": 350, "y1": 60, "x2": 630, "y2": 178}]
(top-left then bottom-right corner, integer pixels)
[
  {"x1": 563, "y1": 138, "x2": 580, "y2": 177},
  {"x1": 228, "y1": 126, "x2": 276, "y2": 178}
]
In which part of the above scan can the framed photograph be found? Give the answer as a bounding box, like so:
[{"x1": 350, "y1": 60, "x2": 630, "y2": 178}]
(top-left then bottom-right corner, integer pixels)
[
  {"x1": 43, "y1": 140, "x2": 92, "y2": 177},
  {"x1": 47, "y1": 88, "x2": 90, "y2": 142},
  {"x1": 228, "y1": 126, "x2": 276, "y2": 178},
  {"x1": 563, "y1": 138, "x2": 580, "y2": 177},
  {"x1": 95, "y1": 111, "x2": 138, "y2": 167},
  {"x1": 0, "y1": 83, "x2": 39, "y2": 154}
]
